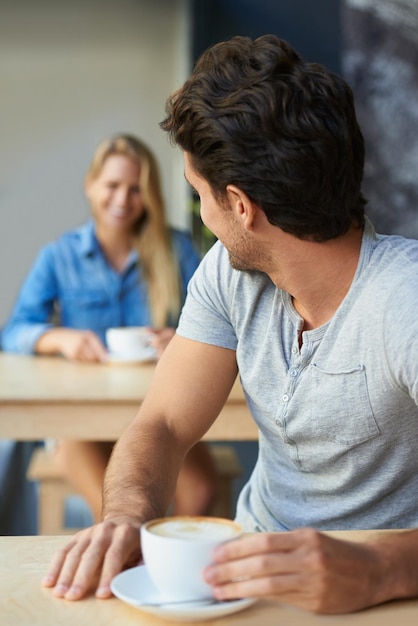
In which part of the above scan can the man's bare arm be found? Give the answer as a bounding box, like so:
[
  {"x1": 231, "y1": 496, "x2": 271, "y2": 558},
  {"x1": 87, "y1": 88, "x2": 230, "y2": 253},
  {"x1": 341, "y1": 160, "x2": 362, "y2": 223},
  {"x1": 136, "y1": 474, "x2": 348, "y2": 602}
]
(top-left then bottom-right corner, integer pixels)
[
  {"x1": 43, "y1": 334, "x2": 238, "y2": 600},
  {"x1": 103, "y1": 334, "x2": 238, "y2": 522}
]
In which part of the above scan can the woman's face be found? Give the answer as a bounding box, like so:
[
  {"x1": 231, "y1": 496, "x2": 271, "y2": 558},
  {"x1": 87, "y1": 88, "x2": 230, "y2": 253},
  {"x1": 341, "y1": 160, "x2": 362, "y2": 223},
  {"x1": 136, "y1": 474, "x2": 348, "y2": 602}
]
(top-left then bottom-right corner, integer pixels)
[{"x1": 85, "y1": 154, "x2": 145, "y2": 234}]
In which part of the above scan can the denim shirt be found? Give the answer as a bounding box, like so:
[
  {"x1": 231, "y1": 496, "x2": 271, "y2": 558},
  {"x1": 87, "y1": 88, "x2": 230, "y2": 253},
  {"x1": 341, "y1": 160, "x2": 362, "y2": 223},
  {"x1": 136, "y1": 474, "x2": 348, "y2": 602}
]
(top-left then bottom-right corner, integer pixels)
[{"x1": 1, "y1": 220, "x2": 200, "y2": 353}]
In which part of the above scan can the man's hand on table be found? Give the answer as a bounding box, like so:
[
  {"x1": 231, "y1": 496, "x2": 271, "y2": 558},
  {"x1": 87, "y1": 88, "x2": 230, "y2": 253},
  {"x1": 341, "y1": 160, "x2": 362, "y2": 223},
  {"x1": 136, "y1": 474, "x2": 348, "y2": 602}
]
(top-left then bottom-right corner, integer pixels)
[
  {"x1": 204, "y1": 528, "x2": 392, "y2": 614},
  {"x1": 42, "y1": 519, "x2": 141, "y2": 600},
  {"x1": 42, "y1": 522, "x2": 418, "y2": 612}
]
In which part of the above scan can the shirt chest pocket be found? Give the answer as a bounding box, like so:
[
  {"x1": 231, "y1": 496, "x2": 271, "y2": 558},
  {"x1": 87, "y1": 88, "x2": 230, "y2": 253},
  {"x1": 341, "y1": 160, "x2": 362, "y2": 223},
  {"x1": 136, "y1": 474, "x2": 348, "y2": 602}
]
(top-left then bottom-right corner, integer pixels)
[
  {"x1": 285, "y1": 363, "x2": 381, "y2": 472},
  {"x1": 309, "y1": 362, "x2": 380, "y2": 446},
  {"x1": 59, "y1": 290, "x2": 111, "y2": 328}
]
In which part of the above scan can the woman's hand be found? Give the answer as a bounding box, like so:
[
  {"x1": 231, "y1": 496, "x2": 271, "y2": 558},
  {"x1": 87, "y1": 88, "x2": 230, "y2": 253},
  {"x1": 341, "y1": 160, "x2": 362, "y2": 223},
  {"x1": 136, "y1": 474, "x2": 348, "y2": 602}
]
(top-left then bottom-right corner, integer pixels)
[
  {"x1": 42, "y1": 519, "x2": 141, "y2": 600},
  {"x1": 147, "y1": 327, "x2": 176, "y2": 358},
  {"x1": 204, "y1": 528, "x2": 389, "y2": 614},
  {"x1": 36, "y1": 328, "x2": 108, "y2": 362}
]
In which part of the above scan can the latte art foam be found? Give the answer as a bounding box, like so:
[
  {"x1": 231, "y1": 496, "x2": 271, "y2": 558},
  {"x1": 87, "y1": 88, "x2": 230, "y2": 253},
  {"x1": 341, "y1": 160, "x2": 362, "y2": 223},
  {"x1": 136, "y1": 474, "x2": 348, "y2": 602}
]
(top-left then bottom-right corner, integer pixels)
[{"x1": 149, "y1": 519, "x2": 239, "y2": 540}]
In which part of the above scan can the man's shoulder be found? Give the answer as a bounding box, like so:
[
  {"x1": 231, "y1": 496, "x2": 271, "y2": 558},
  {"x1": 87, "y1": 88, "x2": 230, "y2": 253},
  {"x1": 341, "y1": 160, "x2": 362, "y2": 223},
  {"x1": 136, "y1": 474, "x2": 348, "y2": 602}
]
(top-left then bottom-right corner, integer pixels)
[
  {"x1": 375, "y1": 231, "x2": 418, "y2": 264},
  {"x1": 199, "y1": 240, "x2": 234, "y2": 278},
  {"x1": 365, "y1": 233, "x2": 418, "y2": 320}
]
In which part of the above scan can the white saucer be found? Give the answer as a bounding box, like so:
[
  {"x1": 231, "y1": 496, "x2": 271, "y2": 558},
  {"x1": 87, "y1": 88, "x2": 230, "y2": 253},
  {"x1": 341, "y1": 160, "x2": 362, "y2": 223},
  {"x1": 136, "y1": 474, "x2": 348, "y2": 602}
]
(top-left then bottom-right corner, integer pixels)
[
  {"x1": 105, "y1": 347, "x2": 157, "y2": 365},
  {"x1": 110, "y1": 564, "x2": 257, "y2": 622}
]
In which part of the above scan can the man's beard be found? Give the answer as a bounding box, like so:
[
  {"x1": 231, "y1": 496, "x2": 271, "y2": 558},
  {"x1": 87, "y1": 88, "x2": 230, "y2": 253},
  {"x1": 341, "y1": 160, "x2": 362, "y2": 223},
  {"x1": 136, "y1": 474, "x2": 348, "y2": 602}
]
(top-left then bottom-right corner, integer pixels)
[
  {"x1": 228, "y1": 250, "x2": 255, "y2": 271},
  {"x1": 224, "y1": 225, "x2": 270, "y2": 272},
  {"x1": 227, "y1": 246, "x2": 269, "y2": 273}
]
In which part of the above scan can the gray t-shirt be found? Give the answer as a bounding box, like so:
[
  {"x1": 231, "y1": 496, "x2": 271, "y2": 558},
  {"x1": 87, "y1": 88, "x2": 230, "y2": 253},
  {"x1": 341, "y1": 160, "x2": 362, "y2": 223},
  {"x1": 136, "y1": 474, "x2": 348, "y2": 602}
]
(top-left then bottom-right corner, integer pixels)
[{"x1": 177, "y1": 219, "x2": 418, "y2": 531}]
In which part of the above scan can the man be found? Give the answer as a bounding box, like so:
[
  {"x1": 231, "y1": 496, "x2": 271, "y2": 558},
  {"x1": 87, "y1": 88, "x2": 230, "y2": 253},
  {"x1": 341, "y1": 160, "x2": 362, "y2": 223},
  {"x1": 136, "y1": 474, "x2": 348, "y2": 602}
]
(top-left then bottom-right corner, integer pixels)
[{"x1": 42, "y1": 35, "x2": 418, "y2": 614}]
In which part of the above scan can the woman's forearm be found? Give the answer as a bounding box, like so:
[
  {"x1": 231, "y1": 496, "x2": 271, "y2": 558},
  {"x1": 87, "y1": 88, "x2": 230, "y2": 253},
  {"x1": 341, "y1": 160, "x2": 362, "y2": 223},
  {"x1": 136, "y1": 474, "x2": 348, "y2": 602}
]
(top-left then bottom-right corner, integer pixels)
[{"x1": 35, "y1": 328, "x2": 64, "y2": 354}]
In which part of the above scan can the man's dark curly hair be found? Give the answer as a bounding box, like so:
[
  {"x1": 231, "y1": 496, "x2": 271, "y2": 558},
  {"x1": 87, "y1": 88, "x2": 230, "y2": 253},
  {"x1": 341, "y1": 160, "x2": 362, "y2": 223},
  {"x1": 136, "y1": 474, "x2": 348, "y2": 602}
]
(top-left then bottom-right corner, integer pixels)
[{"x1": 160, "y1": 34, "x2": 366, "y2": 242}]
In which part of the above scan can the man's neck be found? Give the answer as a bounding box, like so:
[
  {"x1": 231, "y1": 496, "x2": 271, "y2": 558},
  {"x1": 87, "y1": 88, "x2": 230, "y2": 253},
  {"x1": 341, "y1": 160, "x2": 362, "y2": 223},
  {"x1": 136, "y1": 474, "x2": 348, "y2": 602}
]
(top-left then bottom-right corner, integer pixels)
[{"x1": 268, "y1": 225, "x2": 363, "y2": 331}]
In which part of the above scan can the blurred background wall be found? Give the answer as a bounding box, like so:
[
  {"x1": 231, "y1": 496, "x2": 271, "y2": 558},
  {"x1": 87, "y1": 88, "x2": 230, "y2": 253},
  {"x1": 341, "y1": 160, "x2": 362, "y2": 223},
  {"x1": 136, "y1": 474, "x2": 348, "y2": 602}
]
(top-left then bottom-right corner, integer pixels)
[{"x1": 0, "y1": 0, "x2": 190, "y2": 325}]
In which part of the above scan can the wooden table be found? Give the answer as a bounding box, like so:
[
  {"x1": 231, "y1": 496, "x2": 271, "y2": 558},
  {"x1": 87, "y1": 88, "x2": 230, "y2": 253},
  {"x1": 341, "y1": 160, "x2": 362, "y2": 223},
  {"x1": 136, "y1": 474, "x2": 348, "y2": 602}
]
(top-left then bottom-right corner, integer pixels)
[
  {"x1": 2, "y1": 532, "x2": 418, "y2": 625},
  {"x1": 0, "y1": 353, "x2": 256, "y2": 441}
]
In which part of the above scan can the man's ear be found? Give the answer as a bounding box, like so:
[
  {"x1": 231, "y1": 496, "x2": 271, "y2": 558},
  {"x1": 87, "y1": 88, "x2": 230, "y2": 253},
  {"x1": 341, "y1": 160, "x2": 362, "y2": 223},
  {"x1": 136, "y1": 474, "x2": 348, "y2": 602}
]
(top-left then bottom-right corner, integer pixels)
[{"x1": 226, "y1": 184, "x2": 256, "y2": 230}]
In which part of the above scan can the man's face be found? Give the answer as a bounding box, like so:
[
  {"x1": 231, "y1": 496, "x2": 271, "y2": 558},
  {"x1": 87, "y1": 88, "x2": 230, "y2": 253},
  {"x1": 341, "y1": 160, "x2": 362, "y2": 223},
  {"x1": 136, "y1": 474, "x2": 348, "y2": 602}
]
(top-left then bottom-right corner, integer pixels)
[{"x1": 184, "y1": 152, "x2": 265, "y2": 272}]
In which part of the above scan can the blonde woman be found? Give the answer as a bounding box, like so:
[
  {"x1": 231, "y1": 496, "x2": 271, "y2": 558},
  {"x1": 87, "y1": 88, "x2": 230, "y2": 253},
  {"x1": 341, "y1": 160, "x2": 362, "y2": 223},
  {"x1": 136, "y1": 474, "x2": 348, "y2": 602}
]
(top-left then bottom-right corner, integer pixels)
[{"x1": 2, "y1": 133, "x2": 217, "y2": 522}]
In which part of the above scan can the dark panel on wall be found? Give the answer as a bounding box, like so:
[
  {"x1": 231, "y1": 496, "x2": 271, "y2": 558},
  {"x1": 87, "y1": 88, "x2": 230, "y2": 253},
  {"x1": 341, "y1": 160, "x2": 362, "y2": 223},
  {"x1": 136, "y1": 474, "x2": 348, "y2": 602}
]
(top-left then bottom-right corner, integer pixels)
[
  {"x1": 342, "y1": 0, "x2": 418, "y2": 238},
  {"x1": 191, "y1": 0, "x2": 341, "y2": 73}
]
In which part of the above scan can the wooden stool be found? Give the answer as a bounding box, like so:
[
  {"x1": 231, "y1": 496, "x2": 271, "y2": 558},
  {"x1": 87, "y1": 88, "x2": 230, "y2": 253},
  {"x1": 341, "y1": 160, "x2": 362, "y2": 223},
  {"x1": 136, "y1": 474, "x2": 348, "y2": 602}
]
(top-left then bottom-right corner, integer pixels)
[
  {"x1": 27, "y1": 445, "x2": 243, "y2": 535},
  {"x1": 27, "y1": 448, "x2": 77, "y2": 535}
]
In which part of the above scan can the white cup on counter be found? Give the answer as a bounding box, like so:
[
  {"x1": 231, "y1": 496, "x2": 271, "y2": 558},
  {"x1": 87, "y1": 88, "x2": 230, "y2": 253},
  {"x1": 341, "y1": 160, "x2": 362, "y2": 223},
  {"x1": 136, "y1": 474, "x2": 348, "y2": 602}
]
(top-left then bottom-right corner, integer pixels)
[
  {"x1": 140, "y1": 515, "x2": 242, "y2": 603},
  {"x1": 105, "y1": 326, "x2": 157, "y2": 361}
]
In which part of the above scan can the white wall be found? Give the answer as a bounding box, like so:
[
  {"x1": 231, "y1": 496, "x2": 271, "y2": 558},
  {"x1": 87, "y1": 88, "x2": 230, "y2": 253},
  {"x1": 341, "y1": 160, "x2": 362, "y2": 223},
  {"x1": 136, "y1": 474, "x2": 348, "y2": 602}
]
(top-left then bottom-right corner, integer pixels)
[{"x1": 0, "y1": 0, "x2": 191, "y2": 324}]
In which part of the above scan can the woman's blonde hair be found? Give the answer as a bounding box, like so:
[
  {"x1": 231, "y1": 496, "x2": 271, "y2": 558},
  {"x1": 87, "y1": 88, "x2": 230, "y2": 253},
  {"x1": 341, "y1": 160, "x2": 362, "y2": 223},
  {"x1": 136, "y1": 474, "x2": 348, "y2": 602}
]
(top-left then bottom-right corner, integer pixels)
[{"x1": 86, "y1": 133, "x2": 181, "y2": 328}]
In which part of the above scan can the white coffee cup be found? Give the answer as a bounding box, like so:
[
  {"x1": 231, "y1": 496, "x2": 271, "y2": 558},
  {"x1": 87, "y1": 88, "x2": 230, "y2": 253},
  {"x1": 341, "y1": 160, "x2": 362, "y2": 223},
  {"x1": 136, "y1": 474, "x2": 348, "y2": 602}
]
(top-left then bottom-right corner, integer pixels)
[
  {"x1": 140, "y1": 515, "x2": 242, "y2": 602},
  {"x1": 106, "y1": 326, "x2": 156, "y2": 360}
]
